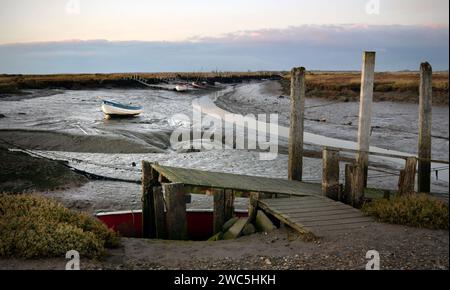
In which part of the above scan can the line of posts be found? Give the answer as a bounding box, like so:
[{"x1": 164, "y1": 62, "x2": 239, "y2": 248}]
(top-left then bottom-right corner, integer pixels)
[{"x1": 288, "y1": 52, "x2": 433, "y2": 207}]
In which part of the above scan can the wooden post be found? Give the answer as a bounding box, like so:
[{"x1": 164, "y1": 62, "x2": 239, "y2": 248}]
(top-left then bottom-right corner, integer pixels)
[
  {"x1": 322, "y1": 148, "x2": 340, "y2": 200},
  {"x1": 288, "y1": 67, "x2": 306, "y2": 181},
  {"x1": 398, "y1": 157, "x2": 417, "y2": 196},
  {"x1": 343, "y1": 164, "x2": 353, "y2": 203},
  {"x1": 224, "y1": 189, "x2": 235, "y2": 222},
  {"x1": 356, "y1": 51, "x2": 376, "y2": 187},
  {"x1": 248, "y1": 192, "x2": 261, "y2": 223},
  {"x1": 213, "y1": 188, "x2": 235, "y2": 234},
  {"x1": 153, "y1": 186, "x2": 167, "y2": 239},
  {"x1": 141, "y1": 161, "x2": 158, "y2": 238},
  {"x1": 212, "y1": 188, "x2": 225, "y2": 234},
  {"x1": 350, "y1": 164, "x2": 365, "y2": 208},
  {"x1": 163, "y1": 183, "x2": 188, "y2": 240},
  {"x1": 418, "y1": 62, "x2": 432, "y2": 193}
]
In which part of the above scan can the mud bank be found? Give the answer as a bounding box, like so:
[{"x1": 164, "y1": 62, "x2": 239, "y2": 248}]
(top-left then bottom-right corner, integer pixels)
[
  {"x1": 0, "y1": 129, "x2": 169, "y2": 153},
  {"x1": 0, "y1": 145, "x2": 87, "y2": 193}
]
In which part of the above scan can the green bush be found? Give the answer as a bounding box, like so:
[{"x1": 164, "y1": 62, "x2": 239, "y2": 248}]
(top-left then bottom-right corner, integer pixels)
[
  {"x1": 362, "y1": 193, "x2": 449, "y2": 230},
  {"x1": 0, "y1": 194, "x2": 119, "y2": 259}
]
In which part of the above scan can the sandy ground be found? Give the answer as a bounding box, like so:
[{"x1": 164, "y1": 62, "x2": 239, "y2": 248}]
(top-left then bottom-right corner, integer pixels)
[{"x1": 0, "y1": 223, "x2": 447, "y2": 270}]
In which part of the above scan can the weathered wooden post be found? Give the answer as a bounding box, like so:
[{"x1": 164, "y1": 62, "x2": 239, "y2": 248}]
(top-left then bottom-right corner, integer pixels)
[
  {"x1": 163, "y1": 183, "x2": 188, "y2": 240},
  {"x1": 356, "y1": 51, "x2": 376, "y2": 187},
  {"x1": 418, "y1": 62, "x2": 433, "y2": 193},
  {"x1": 398, "y1": 157, "x2": 417, "y2": 196},
  {"x1": 142, "y1": 161, "x2": 158, "y2": 238},
  {"x1": 248, "y1": 192, "x2": 261, "y2": 223},
  {"x1": 212, "y1": 188, "x2": 225, "y2": 234},
  {"x1": 350, "y1": 163, "x2": 365, "y2": 208},
  {"x1": 224, "y1": 189, "x2": 235, "y2": 222},
  {"x1": 322, "y1": 148, "x2": 340, "y2": 200},
  {"x1": 153, "y1": 186, "x2": 167, "y2": 239},
  {"x1": 288, "y1": 67, "x2": 306, "y2": 181},
  {"x1": 343, "y1": 164, "x2": 353, "y2": 203},
  {"x1": 213, "y1": 188, "x2": 235, "y2": 234}
]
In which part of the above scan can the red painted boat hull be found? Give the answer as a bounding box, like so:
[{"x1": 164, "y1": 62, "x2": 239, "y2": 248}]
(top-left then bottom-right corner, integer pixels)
[{"x1": 96, "y1": 210, "x2": 247, "y2": 240}]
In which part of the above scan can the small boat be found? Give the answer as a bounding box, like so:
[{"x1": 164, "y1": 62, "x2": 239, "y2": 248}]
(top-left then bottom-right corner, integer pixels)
[
  {"x1": 191, "y1": 82, "x2": 206, "y2": 89},
  {"x1": 175, "y1": 84, "x2": 188, "y2": 92},
  {"x1": 101, "y1": 100, "x2": 143, "y2": 118}
]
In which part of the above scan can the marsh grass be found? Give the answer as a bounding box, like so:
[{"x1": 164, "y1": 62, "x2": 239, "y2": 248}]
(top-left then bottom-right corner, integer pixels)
[
  {"x1": 0, "y1": 194, "x2": 119, "y2": 259},
  {"x1": 362, "y1": 193, "x2": 449, "y2": 230}
]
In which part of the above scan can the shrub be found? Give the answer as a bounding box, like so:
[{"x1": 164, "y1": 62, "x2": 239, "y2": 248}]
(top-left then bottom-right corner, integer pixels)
[
  {"x1": 0, "y1": 194, "x2": 119, "y2": 259},
  {"x1": 362, "y1": 193, "x2": 449, "y2": 230}
]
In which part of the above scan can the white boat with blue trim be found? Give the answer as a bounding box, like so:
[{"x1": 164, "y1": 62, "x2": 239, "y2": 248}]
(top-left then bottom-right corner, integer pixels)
[{"x1": 101, "y1": 100, "x2": 143, "y2": 117}]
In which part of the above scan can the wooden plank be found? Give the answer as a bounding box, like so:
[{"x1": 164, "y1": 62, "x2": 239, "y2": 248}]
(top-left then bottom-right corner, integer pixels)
[
  {"x1": 258, "y1": 202, "x2": 313, "y2": 236},
  {"x1": 308, "y1": 221, "x2": 372, "y2": 233},
  {"x1": 153, "y1": 186, "x2": 167, "y2": 239},
  {"x1": 286, "y1": 212, "x2": 370, "y2": 223},
  {"x1": 269, "y1": 202, "x2": 351, "y2": 212},
  {"x1": 284, "y1": 208, "x2": 359, "y2": 218},
  {"x1": 268, "y1": 205, "x2": 352, "y2": 215},
  {"x1": 163, "y1": 183, "x2": 188, "y2": 240},
  {"x1": 151, "y1": 164, "x2": 322, "y2": 197},
  {"x1": 264, "y1": 199, "x2": 340, "y2": 208},
  {"x1": 296, "y1": 217, "x2": 373, "y2": 227}
]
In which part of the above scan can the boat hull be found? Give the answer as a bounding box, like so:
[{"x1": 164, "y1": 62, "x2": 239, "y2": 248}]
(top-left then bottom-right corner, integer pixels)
[
  {"x1": 101, "y1": 102, "x2": 143, "y2": 116},
  {"x1": 96, "y1": 209, "x2": 248, "y2": 240}
]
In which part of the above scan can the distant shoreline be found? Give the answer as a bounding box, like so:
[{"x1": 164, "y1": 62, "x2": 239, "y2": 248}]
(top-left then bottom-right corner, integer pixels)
[{"x1": 1, "y1": 71, "x2": 448, "y2": 105}]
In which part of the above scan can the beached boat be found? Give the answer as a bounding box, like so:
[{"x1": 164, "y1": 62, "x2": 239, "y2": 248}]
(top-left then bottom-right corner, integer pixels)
[
  {"x1": 175, "y1": 84, "x2": 188, "y2": 92},
  {"x1": 101, "y1": 100, "x2": 143, "y2": 117},
  {"x1": 191, "y1": 82, "x2": 207, "y2": 89}
]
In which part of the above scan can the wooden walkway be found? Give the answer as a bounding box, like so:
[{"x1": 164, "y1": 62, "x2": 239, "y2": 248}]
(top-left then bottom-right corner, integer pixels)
[
  {"x1": 152, "y1": 164, "x2": 322, "y2": 196},
  {"x1": 259, "y1": 196, "x2": 373, "y2": 237},
  {"x1": 151, "y1": 164, "x2": 373, "y2": 237}
]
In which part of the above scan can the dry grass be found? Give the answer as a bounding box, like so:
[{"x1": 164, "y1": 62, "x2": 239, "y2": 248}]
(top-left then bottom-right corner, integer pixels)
[
  {"x1": 362, "y1": 193, "x2": 449, "y2": 230},
  {"x1": 0, "y1": 71, "x2": 279, "y2": 92},
  {"x1": 281, "y1": 71, "x2": 449, "y2": 104},
  {"x1": 1, "y1": 71, "x2": 448, "y2": 104},
  {"x1": 0, "y1": 194, "x2": 119, "y2": 259}
]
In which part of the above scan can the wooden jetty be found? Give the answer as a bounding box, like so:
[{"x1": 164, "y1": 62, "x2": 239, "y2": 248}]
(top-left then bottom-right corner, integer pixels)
[
  {"x1": 258, "y1": 196, "x2": 373, "y2": 237},
  {"x1": 147, "y1": 164, "x2": 373, "y2": 238}
]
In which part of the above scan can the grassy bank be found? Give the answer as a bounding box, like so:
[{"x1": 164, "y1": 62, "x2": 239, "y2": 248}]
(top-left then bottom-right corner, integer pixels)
[
  {"x1": 0, "y1": 71, "x2": 281, "y2": 94},
  {"x1": 362, "y1": 193, "x2": 449, "y2": 230},
  {"x1": 2, "y1": 71, "x2": 447, "y2": 104},
  {"x1": 280, "y1": 71, "x2": 449, "y2": 105}
]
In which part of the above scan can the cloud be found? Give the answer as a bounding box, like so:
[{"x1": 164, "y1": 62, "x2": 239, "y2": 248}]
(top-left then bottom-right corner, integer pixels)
[{"x1": 0, "y1": 25, "x2": 448, "y2": 73}]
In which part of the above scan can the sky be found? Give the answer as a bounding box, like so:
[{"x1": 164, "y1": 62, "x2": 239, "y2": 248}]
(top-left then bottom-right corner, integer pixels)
[{"x1": 0, "y1": 0, "x2": 448, "y2": 73}]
